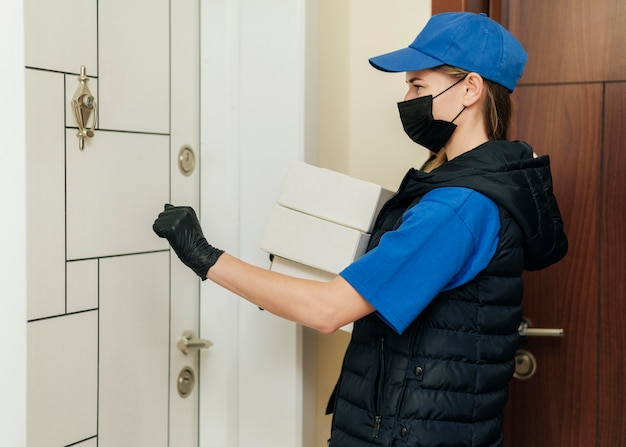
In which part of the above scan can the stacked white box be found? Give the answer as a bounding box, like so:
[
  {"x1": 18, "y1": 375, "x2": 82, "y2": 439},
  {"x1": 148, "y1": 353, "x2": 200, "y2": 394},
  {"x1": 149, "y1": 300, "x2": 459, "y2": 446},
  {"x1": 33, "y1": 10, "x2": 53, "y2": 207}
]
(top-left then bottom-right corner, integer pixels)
[
  {"x1": 261, "y1": 161, "x2": 393, "y2": 333},
  {"x1": 261, "y1": 204, "x2": 371, "y2": 275},
  {"x1": 277, "y1": 161, "x2": 393, "y2": 232},
  {"x1": 269, "y1": 255, "x2": 335, "y2": 282}
]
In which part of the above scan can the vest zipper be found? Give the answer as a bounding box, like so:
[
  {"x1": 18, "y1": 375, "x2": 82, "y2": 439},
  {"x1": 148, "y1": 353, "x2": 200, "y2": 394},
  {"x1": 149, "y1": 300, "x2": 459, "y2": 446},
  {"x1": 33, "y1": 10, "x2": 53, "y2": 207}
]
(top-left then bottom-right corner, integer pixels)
[
  {"x1": 372, "y1": 337, "x2": 385, "y2": 438},
  {"x1": 373, "y1": 415, "x2": 382, "y2": 439},
  {"x1": 395, "y1": 323, "x2": 421, "y2": 414}
]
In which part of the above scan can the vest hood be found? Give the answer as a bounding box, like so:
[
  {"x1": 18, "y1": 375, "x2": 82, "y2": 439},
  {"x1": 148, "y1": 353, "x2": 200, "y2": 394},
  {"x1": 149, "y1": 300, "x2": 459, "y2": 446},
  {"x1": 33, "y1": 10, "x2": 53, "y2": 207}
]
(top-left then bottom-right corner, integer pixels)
[{"x1": 406, "y1": 140, "x2": 568, "y2": 270}]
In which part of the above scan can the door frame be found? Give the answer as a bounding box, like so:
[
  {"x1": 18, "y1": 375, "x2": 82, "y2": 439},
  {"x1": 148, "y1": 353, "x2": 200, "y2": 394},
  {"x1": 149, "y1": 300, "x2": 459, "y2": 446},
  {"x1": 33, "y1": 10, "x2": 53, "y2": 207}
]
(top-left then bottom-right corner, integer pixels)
[
  {"x1": 198, "y1": 0, "x2": 317, "y2": 446},
  {"x1": 0, "y1": 1, "x2": 27, "y2": 445}
]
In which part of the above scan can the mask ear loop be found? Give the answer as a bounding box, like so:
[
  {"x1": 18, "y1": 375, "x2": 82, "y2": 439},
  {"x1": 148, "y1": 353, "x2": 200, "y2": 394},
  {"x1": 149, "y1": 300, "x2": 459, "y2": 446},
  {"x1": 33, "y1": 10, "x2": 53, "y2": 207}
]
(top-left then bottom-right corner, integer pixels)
[
  {"x1": 432, "y1": 75, "x2": 468, "y2": 99},
  {"x1": 433, "y1": 75, "x2": 468, "y2": 123},
  {"x1": 450, "y1": 106, "x2": 466, "y2": 123}
]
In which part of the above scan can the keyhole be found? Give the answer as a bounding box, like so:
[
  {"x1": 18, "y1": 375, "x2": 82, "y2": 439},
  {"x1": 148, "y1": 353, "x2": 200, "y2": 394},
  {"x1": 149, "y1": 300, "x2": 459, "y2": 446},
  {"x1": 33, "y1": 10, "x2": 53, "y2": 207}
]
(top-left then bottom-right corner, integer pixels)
[
  {"x1": 177, "y1": 366, "x2": 195, "y2": 398},
  {"x1": 513, "y1": 349, "x2": 537, "y2": 380},
  {"x1": 178, "y1": 145, "x2": 196, "y2": 176}
]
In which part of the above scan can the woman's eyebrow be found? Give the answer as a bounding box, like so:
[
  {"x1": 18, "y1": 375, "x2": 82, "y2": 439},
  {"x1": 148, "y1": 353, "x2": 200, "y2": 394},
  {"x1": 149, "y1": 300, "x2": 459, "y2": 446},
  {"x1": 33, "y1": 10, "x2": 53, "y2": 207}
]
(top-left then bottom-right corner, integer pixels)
[{"x1": 406, "y1": 76, "x2": 424, "y2": 84}]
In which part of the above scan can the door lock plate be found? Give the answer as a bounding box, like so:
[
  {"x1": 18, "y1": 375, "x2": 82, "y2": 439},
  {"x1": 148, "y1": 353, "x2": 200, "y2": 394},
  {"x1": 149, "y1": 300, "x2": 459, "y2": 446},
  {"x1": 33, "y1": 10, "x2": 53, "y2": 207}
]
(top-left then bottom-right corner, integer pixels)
[
  {"x1": 177, "y1": 366, "x2": 196, "y2": 398},
  {"x1": 178, "y1": 145, "x2": 196, "y2": 176},
  {"x1": 513, "y1": 349, "x2": 537, "y2": 380}
]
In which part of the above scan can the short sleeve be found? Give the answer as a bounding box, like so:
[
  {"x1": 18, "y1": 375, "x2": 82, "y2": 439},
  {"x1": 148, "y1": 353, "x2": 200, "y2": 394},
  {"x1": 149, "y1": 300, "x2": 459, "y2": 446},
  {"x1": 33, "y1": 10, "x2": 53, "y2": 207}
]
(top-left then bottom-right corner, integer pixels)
[{"x1": 339, "y1": 187, "x2": 500, "y2": 334}]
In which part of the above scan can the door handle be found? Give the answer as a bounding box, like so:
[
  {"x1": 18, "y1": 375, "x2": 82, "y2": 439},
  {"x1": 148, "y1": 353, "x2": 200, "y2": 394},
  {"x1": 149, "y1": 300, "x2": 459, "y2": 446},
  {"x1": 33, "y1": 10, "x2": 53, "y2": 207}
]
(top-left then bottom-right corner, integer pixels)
[
  {"x1": 518, "y1": 320, "x2": 564, "y2": 337},
  {"x1": 176, "y1": 330, "x2": 213, "y2": 355}
]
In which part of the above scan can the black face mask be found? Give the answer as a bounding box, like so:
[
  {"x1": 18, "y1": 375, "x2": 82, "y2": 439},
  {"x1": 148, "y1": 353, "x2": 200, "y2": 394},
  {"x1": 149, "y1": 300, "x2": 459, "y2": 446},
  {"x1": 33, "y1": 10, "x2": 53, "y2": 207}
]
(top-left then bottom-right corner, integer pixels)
[{"x1": 398, "y1": 78, "x2": 466, "y2": 153}]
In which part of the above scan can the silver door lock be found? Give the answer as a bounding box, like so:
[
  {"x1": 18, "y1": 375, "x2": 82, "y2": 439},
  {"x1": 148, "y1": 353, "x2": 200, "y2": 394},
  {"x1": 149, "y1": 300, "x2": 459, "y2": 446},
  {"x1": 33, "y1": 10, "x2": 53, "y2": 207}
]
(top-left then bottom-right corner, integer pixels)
[
  {"x1": 177, "y1": 366, "x2": 195, "y2": 398},
  {"x1": 178, "y1": 145, "x2": 196, "y2": 176},
  {"x1": 513, "y1": 349, "x2": 537, "y2": 380}
]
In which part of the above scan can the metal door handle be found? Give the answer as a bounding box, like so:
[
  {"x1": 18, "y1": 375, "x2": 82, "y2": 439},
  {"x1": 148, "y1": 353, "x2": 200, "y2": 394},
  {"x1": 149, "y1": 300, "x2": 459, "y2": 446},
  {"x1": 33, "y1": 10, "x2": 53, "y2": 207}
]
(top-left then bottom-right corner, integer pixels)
[
  {"x1": 177, "y1": 330, "x2": 213, "y2": 355},
  {"x1": 518, "y1": 320, "x2": 564, "y2": 337}
]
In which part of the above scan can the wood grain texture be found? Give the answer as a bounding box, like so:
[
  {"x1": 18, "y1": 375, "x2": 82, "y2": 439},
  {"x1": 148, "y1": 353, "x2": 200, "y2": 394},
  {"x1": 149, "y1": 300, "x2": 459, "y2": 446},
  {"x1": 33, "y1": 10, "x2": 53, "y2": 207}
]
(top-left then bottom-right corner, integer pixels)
[
  {"x1": 431, "y1": 0, "x2": 490, "y2": 15},
  {"x1": 503, "y1": 83, "x2": 603, "y2": 447},
  {"x1": 599, "y1": 82, "x2": 626, "y2": 446},
  {"x1": 432, "y1": 0, "x2": 626, "y2": 444},
  {"x1": 506, "y1": 0, "x2": 626, "y2": 84}
]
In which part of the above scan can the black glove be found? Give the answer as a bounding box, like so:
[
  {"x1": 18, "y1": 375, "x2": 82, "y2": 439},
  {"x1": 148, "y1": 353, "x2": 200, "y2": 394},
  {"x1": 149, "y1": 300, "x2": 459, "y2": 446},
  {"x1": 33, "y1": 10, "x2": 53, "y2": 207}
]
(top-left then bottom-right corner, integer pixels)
[{"x1": 152, "y1": 204, "x2": 224, "y2": 280}]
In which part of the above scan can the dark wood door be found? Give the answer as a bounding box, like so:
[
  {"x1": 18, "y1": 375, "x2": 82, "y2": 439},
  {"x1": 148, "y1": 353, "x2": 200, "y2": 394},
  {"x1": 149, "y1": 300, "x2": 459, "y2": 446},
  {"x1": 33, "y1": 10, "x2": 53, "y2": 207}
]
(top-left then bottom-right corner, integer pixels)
[
  {"x1": 501, "y1": 1, "x2": 626, "y2": 445},
  {"x1": 431, "y1": 1, "x2": 626, "y2": 444},
  {"x1": 503, "y1": 80, "x2": 602, "y2": 447}
]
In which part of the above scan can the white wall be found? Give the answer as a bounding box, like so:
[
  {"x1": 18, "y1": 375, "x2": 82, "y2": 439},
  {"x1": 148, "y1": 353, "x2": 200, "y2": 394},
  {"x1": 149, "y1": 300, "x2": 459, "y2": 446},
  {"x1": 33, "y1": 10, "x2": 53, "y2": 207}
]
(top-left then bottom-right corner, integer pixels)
[
  {"x1": 318, "y1": 0, "x2": 431, "y2": 189},
  {"x1": 0, "y1": 2, "x2": 27, "y2": 446}
]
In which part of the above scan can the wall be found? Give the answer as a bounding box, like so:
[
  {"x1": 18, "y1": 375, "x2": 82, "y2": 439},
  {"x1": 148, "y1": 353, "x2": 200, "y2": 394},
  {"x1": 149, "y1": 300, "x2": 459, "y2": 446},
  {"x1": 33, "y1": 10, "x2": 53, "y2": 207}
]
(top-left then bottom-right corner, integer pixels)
[
  {"x1": 315, "y1": 1, "x2": 431, "y2": 444},
  {"x1": 0, "y1": 2, "x2": 27, "y2": 446},
  {"x1": 317, "y1": 0, "x2": 431, "y2": 189}
]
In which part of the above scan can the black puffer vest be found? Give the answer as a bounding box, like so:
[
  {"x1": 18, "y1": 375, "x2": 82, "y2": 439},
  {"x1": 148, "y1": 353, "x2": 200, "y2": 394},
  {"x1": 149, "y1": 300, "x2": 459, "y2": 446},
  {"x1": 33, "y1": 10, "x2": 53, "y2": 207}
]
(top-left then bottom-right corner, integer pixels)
[{"x1": 327, "y1": 141, "x2": 567, "y2": 447}]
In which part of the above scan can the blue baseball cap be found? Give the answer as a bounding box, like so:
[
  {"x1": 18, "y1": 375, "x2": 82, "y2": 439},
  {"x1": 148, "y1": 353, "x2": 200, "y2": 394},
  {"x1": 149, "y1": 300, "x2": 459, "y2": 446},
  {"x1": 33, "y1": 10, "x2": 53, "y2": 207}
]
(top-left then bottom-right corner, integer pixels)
[{"x1": 369, "y1": 12, "x2": 527, "y2": 92}]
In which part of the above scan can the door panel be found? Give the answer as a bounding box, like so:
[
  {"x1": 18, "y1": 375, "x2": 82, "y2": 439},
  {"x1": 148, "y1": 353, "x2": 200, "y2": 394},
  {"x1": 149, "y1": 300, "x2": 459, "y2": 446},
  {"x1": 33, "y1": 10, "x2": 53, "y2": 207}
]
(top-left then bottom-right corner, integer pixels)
[
  {"x1": 99, "y1": 253, "x2": 170, "y2": 447},
  {"x1": 99, "y1": 0, "x2": 170, "y2": 133},
  {"x1": 65, "y1": 130, "x2": 169, "y2": 259},
  {"x1": 25, "y1": 69, "x2": 65, "y2": 320},
  {"x1": 24, "y1": 0, "x2": 97, "y2": 73},
  {"x1": 27, "y1": 312, "x2": 98, "y2": 446},
  {"x1": 506, "y1": 0, "x2": 626, "y2": 84},
  {"x1": 504, "y1": 83, "x2": 602, "y2": 446},
  {"x1": 66, "y1": 259, "x2": 99, "y2": 313},
  {"x1": 599, "y1": 82, "x2": 626, "y2": 445},
  {"x1": 74, "y1": 440, "x2": 97, "y2": 447}
]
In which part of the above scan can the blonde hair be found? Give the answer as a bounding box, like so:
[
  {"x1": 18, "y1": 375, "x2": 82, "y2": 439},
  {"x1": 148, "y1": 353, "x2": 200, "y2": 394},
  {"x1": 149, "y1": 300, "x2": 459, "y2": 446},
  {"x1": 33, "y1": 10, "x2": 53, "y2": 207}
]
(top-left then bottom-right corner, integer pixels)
[{"x1": 422, "y1": 65, "x2": 512, "y2": 172}]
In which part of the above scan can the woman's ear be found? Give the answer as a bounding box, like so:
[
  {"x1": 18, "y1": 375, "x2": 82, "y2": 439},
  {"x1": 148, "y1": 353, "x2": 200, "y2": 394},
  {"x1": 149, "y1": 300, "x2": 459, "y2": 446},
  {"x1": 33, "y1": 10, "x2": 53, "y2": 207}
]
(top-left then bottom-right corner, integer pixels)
[{"x1": 462, "y1": 72, "x2": 485, "y2": 107}]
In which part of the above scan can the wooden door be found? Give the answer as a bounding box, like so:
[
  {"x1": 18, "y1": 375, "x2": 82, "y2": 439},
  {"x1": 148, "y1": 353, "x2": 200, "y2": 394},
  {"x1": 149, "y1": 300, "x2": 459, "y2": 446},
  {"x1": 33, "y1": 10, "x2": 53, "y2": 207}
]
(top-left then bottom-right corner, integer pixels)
[
  {"x1": 501, "y1": 1, "x2": 626, "y2": 445},
  {"x1": 430, "y1": 1, "x2": 626, "y2": 444}
]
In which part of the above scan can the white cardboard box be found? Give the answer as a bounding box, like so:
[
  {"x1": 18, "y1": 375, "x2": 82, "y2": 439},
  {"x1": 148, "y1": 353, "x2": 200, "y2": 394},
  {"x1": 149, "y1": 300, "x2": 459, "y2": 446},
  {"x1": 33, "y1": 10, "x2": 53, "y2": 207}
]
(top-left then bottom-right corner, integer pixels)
[
  {"x1": 261, "y1": 204, "x2": 370, "y2": 275},
  {"x1": 269, "y1": 256, "x2": 353, "y2": 333},
  {"x1": 277, "y1": 161, "x2": 393, "y2": 233},
  {"x1": 269, "y1": 255, "x2": 336, "y2": 282}
]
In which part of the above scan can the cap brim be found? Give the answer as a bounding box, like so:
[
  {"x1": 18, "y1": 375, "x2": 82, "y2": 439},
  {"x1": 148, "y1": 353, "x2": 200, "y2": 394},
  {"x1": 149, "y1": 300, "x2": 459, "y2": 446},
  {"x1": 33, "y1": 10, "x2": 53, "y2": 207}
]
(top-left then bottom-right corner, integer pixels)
[{"x1": 369, "y1": 47, "x2": 445, "y2": 73}]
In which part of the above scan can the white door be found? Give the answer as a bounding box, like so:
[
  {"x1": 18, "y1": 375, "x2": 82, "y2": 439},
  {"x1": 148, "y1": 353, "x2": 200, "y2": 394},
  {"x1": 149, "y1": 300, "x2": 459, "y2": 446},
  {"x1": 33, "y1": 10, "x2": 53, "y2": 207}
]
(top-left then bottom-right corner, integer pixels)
[{"x1": 24, "y1": 1, "x2": 201, "y2": 446}]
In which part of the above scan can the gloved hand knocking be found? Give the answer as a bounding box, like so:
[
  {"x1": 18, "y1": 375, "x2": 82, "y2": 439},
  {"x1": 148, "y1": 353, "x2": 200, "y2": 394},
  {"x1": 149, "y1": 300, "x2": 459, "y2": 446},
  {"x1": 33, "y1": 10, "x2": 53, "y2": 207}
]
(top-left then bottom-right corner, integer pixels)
[{"x1": 152, "y1": 204, "x2": 224, "y2": 280}]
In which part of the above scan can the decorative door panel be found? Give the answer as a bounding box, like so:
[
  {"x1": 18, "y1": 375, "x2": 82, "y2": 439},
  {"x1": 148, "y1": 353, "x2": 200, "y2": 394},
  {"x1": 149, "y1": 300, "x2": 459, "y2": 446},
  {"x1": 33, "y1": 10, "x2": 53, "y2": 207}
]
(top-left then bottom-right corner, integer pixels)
[
  {"x1": 65, "y1": 130, "x2": 169, "y2": 259},
  {"x1": 99, "y1": 253, "x2": 170, "y2": 447},
  {"x1": 506, "y1": 0, "x2": 626, "y2": 84},
  {"x1": 98, "y1": 0, "x2": 170, "y2": 133},
  {"x1": 25, "y1": 1, "x2": 200, "y2": 446},
  {"x1": 505, "y1": 82, "x2": 602, "y2": 446},
  {"x1": 24, "y1": 0, "x2": 97, "y2": 73},
  {"x1": 25, "y1": 69, "x2": 66, "y2": 321},
  {"x1": 27, "y1": 312, "x2": 98, "y2": 446},
  {"x1": 66, "y1": 259, "x2": 99, "y2": 313}
]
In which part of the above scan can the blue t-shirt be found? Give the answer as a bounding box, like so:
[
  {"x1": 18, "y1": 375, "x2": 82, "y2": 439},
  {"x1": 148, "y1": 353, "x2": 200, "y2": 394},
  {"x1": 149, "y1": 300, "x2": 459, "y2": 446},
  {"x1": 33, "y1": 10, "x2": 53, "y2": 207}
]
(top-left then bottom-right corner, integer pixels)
[{"x1": 339, "y1": 187, "x2": 500, "y2": 334}]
